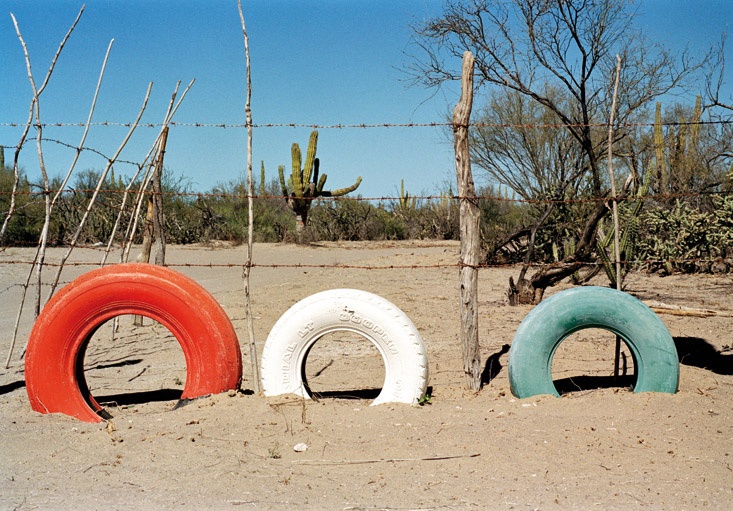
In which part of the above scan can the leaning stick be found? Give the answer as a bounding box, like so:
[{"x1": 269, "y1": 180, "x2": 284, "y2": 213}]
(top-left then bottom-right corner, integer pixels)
[
  {"x1": 44, "y1": 83, "x2": 152, "y2": 302},
  {"x1": 607, "y1": 55, "x2": 622, "y2": 378},
  {"x1": 51, "y1": 39, "x2": 115, "y2": 213},
  {"x1": 115, "y1": 79, "x2": 194, "y2": 265},
  {"x1": 4, "y1": 7, "x2": 85, "y2": 368}
]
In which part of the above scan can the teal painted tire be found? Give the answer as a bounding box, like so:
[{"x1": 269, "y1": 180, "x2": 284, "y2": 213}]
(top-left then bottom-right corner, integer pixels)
[{"x1": 508, "y1": 286, "x2": 679, "y2": 398}]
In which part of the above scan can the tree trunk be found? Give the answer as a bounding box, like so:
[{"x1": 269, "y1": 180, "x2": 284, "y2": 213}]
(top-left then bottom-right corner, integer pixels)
[
  {"x1": 507, "y1": 194, "x2": 621, "y2": 305},
  {"x1": 506, "y1": 201, "x2": 555, "y2": 305},
  {"x1": 453, "y1": 51, "x2": 482, "y2": 391}
]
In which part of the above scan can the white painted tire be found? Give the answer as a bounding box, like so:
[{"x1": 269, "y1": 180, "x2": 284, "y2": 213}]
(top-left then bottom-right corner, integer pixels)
[{"x1": 261, "y1": 289, "x2": 428, "y2": 405}]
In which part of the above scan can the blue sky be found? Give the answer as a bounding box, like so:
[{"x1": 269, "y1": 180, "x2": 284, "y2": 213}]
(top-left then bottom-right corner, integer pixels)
[{"x1": 1, "y1": 0, "x2": 730, "y2": 199}]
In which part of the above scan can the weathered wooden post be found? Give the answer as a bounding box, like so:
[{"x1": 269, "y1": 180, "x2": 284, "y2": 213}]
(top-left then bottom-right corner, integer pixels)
[
  {"x1": 453, "y1": 51, "x2": 481, "y2": 391},
  {"x1": 152, "y1": 126, "x2": 168, "y2": 266},
  {"x1": 135, "y1": 126, "x2": 168, "y2": 326}
]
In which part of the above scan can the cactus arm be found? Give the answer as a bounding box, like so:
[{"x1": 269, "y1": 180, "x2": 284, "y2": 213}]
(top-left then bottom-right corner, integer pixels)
[
  {"x1": 331, "y1": 176, "x2": 362, "y2": 196},
  {"x1": 278, "y1": 165, "x2": 289, "y2": 197},
  {"x1": 311, "y1": 158, "x2": 321, "y2": 196},
  {"x1": 316, "y1": 172, "x2": 327, "y2": 195},
  {"x1": 302, "y1": 131, "x2": 318, "y2": 190},
  {"x1": 690, "y1": 95, "x2": 701, "y2": 148},
  {"x1": 260, "y1": 161, "x2": 266, "y2": 196},
  {"x1": 291, "y1": 143, "x2": 304, "y2": 197}
]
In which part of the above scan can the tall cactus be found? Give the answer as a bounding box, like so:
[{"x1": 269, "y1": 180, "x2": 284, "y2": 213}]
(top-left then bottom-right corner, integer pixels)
[
  {"x1": 259, "y1": 160, "x2": 266, "y2": 196},
  {"x1": 653, "y1": 102, "x2": 667, "y2": 195},
  {"x1": 655, "y1": 97, "x2": 703, "y2": 199},
  {"x1": 398, "y1": 179, "x2": 416, "y2": 211},
  {"x1": 278, "y1": 130, "x2": 362, "y2": 234}
]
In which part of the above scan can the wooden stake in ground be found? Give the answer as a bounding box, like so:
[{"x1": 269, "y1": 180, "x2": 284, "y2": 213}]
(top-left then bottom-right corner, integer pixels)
[
  {"x1": 238, "y1": 0, "x2": 261, "y2": 394},
  {"x1": 453, "y1": 51, "x2": 481, "y2": 391},
  {"x1": 152, "y1": 126, "x2": 168, "y2": 266},
  {"x1": 606, "y1": 55, "x2": 623, "y2": 378},
  {"x1": 134, "y1": 126, "x2": 169, "y2": 326}
]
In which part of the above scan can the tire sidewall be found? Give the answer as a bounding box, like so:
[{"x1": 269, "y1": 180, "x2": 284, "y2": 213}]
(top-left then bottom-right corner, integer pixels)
[
  {"x1": 25, "y1": 264, "x2": 241, "y2": 422},
  {"x1": 508, "y1": 286, "x2": 679, "y2": 398},
  {"x1": 261, "y1": 289, "x2": 428, "y2": 405}
]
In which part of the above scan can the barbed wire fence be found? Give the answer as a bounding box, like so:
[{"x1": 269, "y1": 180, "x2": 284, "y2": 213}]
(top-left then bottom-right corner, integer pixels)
[
  {"x1": 1, "y1": 6, "x2": 732, "y2": 389},
  {"x1": 1, "y1": 123, "x2": 731, "y2": 275}
]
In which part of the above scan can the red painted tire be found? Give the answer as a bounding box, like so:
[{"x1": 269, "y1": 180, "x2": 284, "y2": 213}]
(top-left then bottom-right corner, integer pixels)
[{"x1": 25, "y1": 263, "x2": 242, "y2": 422}]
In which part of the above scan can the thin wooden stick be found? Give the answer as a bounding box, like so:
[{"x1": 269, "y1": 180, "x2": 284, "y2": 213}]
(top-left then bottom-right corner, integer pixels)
[
  {"x1": 103, "y1": 161, "x2": 148, "y2": 265},
  {"x1": 607, "y1": 55, "x2": 622, "y2": 378},
  {"x1": 4, "y1": 245, "x2": 41, "y2": 368},
  {"x1": 115, "y1": 79, "x2": 194, "y2": 265},
  {"x1": 291, "y1": 453, "x2": 481, "y2": 465},
  {"x1": 607, "y1": 55, "x2": 623, "y2": 290},
  {"x1": 51, "y1": 39, "x2": 115, "y2": 212},
  {"x1": 44, "y1": 83, "x2": 152, "y2": 302},
  {"x1": 238, "y1": 0, "x2": 261, "y2": 394},
  {"x1": 646, "y1": 301, "x2": 733, "y2": 318},
  {"x1": 122, "y1": 159, "x2": 157, "y2": 263},
  {"x1": 4, "y1": 7, "x2": 85, "y2": 367}
]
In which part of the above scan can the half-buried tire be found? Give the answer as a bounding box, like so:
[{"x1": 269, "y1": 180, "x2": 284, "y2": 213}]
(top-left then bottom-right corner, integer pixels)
[
  {"x1": 25, "y1": 263, "x2": 242, "y2": 422},
  {"x1": 508, "y1": 286, "x2": 679, "y2": 398},
  {"x1": 261, "y1": 289, "x2": 428, "y2": 405}
]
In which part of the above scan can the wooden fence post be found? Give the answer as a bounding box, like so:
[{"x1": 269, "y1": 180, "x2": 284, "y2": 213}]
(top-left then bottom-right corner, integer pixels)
[
  {"x1": 152, "y1": 126, "x2": 168, "y2": 266},
  {"x1": 134, "y1": 126, "x2": 168, "y2": 326},
  {"x1": 453, "y1": 51, "x2": 482, "y2": 391}
]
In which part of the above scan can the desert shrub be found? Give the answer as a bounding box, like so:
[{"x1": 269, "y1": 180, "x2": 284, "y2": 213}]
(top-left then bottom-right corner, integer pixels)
[
  {"x1": 174, "y1": 177, "x2": 294, "y2": 244},
  {"x1": 0, "y1": 166, "x2": 46, "y2": 245},
  {"x1": 637, "y1": 196, "x2": 733, "y2": 274},
  {"x1": 55, "y1": 169, "x2": 130, "y2": 245},
  {"x1": 709, "y1": 195, "x2": 733, "y2": 259},
  {"x1": 308, "y1": 198, "x2": 385, "y2": 241}
]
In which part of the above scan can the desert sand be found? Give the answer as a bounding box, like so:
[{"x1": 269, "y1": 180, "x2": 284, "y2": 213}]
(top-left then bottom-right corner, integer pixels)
[{"x1": 1, "y1": 241, "x2": 731, "y2": 510}]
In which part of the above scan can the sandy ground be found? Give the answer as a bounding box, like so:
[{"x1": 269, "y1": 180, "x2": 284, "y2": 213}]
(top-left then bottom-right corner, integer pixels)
[{"x1": 1, "y1": 240, "x2": 731, "y2": 510}]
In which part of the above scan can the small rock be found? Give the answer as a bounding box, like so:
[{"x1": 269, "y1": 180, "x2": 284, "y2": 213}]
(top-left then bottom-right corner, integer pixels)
[{"x1": 293, "y1": 442, "x2": 308, "y2": 452}]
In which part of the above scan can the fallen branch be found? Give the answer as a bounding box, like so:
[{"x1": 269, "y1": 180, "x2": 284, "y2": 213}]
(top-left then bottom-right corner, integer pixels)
[
  {"x1": 646, "y1": 301, "x2": 733, "y2": 318},
  {"x1": 291, "y1": 453, "x2": 480, "y2": 465}
]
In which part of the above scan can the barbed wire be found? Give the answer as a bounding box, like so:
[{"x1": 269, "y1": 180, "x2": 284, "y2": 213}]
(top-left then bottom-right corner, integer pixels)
[
  {"x1": 0, "y1": 137, "x2": 146, "y2": 168},
  {"x1": 1, "y1": 118, "x2": 730, "y2": 277},
  {"x1": 0, "y1": 257, "x2": 727, "y2": 271},
  {"x1": 1, "y1": 119, "x2": 732, "y2": 129},
  {"x1": 0, "y1": 187, "x2": 729, "y2": 206}
]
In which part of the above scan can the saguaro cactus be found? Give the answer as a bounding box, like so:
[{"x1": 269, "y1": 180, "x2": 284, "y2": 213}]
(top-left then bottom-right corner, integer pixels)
[
  {"x1": 278, "y1": 130, "x2": 362, "y2": 234},
  {"x1": 398, "y1": 179, "x2": 416, "y2": 211}
]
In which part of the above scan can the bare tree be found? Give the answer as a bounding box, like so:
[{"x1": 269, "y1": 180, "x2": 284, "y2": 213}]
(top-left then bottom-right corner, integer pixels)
[
  {"x1": 471, "y1": 87, "x2": 587, "y2": 203},
  {"x1": 706, "y1": 32, "x2": 733, "y2": 113},
  {"x1": 704, "y1": 32, "x2": 733, "y2": 185},
  {"x1": 411, "y1": 0, "x2": 705, "y2": 303}
]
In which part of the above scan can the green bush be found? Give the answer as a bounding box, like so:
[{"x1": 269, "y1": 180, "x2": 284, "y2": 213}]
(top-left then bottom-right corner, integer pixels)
[
  {"x1": 0, "y1": 166, "x2": 45, "y2": 245},
  {"x1": 637, "y1": 196, "x2": 733, "y2": 274},
  {"x1": 308, "y1": 198, "x2": 383, "y2": 241}
]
